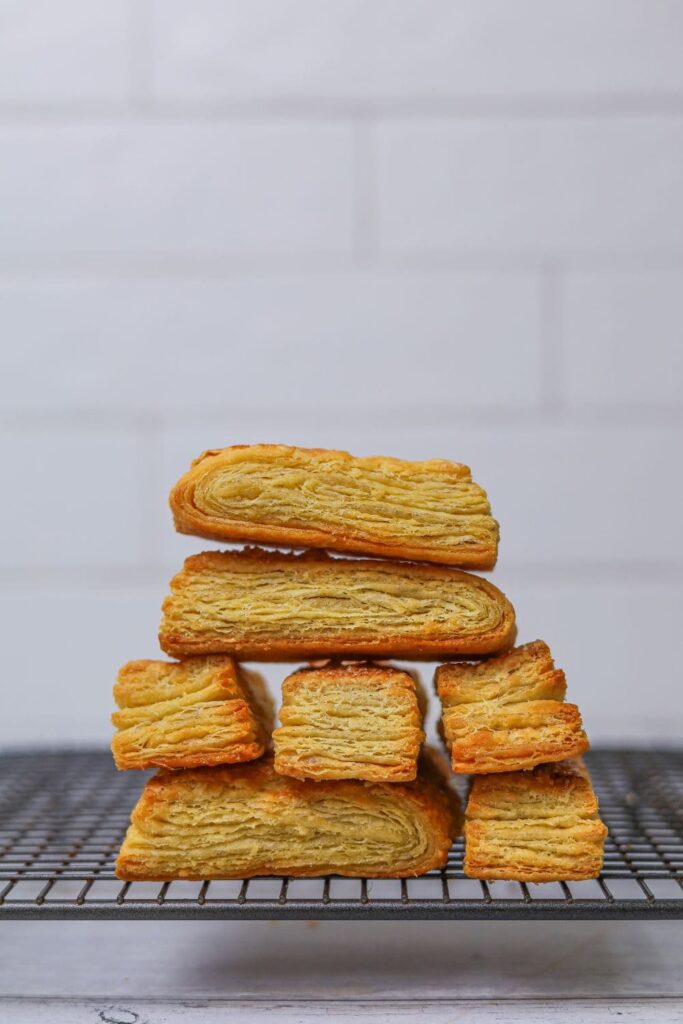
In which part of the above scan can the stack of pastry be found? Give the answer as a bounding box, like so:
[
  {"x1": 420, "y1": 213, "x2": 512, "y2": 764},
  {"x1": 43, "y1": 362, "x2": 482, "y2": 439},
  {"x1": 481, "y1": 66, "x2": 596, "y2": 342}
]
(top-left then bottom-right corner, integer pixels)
[{"x1": 114, "y1": 445, "x2": 606, "y2": 884}]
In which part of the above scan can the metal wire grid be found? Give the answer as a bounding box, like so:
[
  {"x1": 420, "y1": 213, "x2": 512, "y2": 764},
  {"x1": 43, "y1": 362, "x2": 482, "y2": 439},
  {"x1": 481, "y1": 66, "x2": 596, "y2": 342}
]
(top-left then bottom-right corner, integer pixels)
[{"x1": 0, "y1": 748, "x2": 681, "y2": 919}]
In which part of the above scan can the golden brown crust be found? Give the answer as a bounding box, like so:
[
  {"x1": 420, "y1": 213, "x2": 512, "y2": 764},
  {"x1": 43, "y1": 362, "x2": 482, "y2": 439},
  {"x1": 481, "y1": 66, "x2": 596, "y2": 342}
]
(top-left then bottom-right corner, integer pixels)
[
  {"x1": 273, "y1": 662, "x2": 425, "y2": 782},
  {"x1": 435, "y1": 641, "x2": 589, "y2": 773},
  {"x1": 115, "y1": 748, "x2": 462, "y2": 880},
  {"x1": 437, "y1": 640, "x2": 567, "y2": 704},
  {"x1": 464, "y1": 758, "x2": 607, "y2": 882},
  {"x1": 159, "y1": 547, "x2": 516, "y2": 661},
  {"x1": 169, "y1": 444, "x2": 499, "y2": 569},
  {"x1": 111, "y1": 655, "x2": 274, "y2": 771}
]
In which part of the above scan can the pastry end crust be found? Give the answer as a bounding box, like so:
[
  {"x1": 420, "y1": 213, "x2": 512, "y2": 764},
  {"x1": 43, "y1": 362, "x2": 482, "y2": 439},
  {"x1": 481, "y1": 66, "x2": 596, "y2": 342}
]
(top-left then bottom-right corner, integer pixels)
[
  {"x1": 116, "y1": 748, "x2": 462, "y2": 880},
  {"x1": 463, "y1": 759, "x2": 607, "y2": 882},
  {"x1": 273, "y1": 662, "x2": 425, "y2": 782},
  {"x1": 436, "y1": 641, "x2": 589, "y2": 774},
  {"x1": 111, "y1": 655, "x2": 273, "y2": 771}
]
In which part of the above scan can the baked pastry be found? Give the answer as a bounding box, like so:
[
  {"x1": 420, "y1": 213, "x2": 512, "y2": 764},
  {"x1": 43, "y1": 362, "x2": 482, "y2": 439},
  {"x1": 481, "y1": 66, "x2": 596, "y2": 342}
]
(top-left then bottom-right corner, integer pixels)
[
  {"x1": 169, "y1": 444, "x2": 498, "y2": 569},
  {"x1": 111, "y1": 656, "x2": 273, "y2": 770},
  {"x1": 115, "y1": 749, "x2": 462, "y2": 880},
  {"x1": 464, "y1": 758, "x2": 607, "y2": 882},
  {"x1": 436, "y1": 641, "x2": 589, "y2": 773},
  {"x1": 273, "y1": 663, "x2": 425, "y2": 782},
  {"x1": 159, "y1": 547, "x2": 515, "y2": 661}
]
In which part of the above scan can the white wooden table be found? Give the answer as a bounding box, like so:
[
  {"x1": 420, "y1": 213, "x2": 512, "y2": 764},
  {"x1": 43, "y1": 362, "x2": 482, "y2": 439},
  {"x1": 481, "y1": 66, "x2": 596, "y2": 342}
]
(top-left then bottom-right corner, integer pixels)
[{"x1": 2, "y1": 918, "x2": 682, "y2": 1021}]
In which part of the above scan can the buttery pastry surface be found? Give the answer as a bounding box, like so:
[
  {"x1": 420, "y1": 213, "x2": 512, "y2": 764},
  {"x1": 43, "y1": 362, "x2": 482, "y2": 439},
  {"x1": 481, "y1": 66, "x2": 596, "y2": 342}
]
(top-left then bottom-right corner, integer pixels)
[
  {"x1": 464, "y1": 758, "x2": 607, "y2": 882},
  {"x1": 115, "y1": 749, "x2": 462, "y2": 880},
  {"x1": 111, "y1": 656, "x2": 273, "y2": 771},
  {"x1": 273, "y1": 663, "x2": 425, "y2": 782},
  {"x1": 169, "y1": 444, "x2": 499, "y2": 569},
  {"x1": 436, "y1": 640, "x2": 589, "y2": 773},
  {"x1": 159, "y1": 547, "x2": 515, "y2": 661}
]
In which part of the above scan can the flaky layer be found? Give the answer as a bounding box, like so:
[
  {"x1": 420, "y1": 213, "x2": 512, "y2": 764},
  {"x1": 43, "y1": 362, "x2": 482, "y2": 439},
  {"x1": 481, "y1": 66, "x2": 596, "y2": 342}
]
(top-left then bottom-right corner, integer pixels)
[
  {"x1": 115, "y1": 750, "x2": 462, "y2": 880},
  {"x1": 436, "y1": 641, "x2": 589, "y2": 773},
  {"x1": 464, "y1": 759, "x2": 607, "y2": 882},
  {"x1": 159, "y1": 547, "x2": 515, "y2": 661},
  {"x1": 170, "y1": 444, "x2": 499, "y2": 569},
  {"x1": 111, "y1": 655, "x2": 273, "y2": 770},
  {"x1": 273, "y1": 663, "x2": 425, "y2": 782}
]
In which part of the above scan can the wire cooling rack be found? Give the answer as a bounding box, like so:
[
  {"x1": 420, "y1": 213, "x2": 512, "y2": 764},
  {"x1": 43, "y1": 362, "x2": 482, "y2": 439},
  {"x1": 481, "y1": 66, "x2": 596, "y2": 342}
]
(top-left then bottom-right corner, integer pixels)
[{"x1": 0, "y1": 748, "x2": 681, "y2": 920}]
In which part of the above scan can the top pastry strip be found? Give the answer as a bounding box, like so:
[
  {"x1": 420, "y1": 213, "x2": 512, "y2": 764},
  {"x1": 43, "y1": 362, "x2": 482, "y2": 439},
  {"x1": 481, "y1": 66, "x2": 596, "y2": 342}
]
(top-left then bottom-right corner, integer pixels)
[{"x1": 170, "y1": 444, "x2": 499, "y2": 569}]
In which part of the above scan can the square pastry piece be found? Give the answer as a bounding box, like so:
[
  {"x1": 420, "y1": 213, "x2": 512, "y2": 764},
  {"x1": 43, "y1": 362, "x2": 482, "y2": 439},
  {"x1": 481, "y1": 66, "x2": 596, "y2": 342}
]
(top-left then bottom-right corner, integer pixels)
[
  {"x1": 273, "y1": 663, "x2": 425, "y2": 782},
  {"x1": 116, "y1": 750, "x2": 461, "y2": 880},
  {"x1": 435, "y1": 641, "x2": 589, "y2": 774},
  {"x1": 112, "y1": 656, "x2": 273, "y2": 771},
  {"x1": 464, "y1": 758, "x2": 607, "y2": 882}
]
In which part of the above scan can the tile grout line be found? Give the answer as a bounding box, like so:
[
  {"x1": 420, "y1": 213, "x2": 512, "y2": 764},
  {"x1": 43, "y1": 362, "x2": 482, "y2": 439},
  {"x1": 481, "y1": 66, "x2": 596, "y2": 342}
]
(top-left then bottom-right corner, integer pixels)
[
  {"x1": 1, "y1": 252, "x2": 683, "y2": 280},
  {"x1": 3, "y1": 95, "x2": 683, "y2": 122},
  {"x1": 127, "y1": 0, "x2": 155, "y2": 111},
  {"x1": 2, "y1": 406, "x2": 683, "y2": 433}
]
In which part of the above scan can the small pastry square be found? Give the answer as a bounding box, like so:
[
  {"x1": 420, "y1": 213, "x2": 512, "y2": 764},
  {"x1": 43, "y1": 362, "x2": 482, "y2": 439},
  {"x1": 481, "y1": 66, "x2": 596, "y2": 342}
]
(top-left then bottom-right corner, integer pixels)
[
  {"x1": 273, "y1": 663, "x2": 425, "y2": 782},
  {"x1": 170, "y1": 443, "x2": 499, "y2": 569},
  {"x1": 435, "y1": 641, "x2": 589, "y2": 774},
  {"x1": 159, "y1": 547, "x2": 515, "y2": 661},
  {"x1": 464, "y1": 758, "x2": 607, "y2": 882},
  {"x1": 111, "y1": 655, "x2": 273, "y2": 771},
  {"x1": 115, "y1": 749, "x2": 462, "y2": 880}
]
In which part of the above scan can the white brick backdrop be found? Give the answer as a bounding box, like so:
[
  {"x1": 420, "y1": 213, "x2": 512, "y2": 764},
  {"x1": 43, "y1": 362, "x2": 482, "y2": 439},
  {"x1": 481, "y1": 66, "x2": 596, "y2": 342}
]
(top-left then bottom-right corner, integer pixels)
[{"x1": 1, "y1": 0, "x2": 682, "y2": 746}]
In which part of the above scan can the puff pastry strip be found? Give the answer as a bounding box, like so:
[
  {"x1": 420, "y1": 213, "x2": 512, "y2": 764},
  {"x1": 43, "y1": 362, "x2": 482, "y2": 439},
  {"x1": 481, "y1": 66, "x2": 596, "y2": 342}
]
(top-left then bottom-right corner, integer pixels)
[
  {"x1": 170, "y1": 444, "x2": 499, "y2": 569},
  {"x1": 115, "y1": 750, "x2": 462, "y2": 880},
  {"x1": 159, "y1": 547, "x2": 515, "y2": 661},
  {"x1": 436, "y1": 641, "x2": 589, "y2": 774},
  {"x1": 273, "y1": 663, "x2": 425, "y2": 782},
  {"x1": 111, "y1": 656, "x2": 273, "y2": 771},
  {"x1": 464, "y1": 759, "x2": 607, "y2": 882}
]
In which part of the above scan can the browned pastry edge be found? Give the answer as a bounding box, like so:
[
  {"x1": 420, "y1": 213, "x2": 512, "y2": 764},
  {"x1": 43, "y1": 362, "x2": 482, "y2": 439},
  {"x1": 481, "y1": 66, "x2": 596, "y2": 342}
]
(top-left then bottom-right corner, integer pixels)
[
  {"x1": 158, "y1": 547, "x2": 516, "y2": 661},
  {"x1": 113, "y1": 740, "x2": 266, "y2": 772},
  {"x1": 115, "y1": 747, "x2": 463, "y2": 880},
  {"x1": 447, "y1": 707, "x2": 590, "y2": 774},
  {"x1": 435, "y1": 640, "x2": 566, "y2": 697},
  {"x1": 273, "y1": 662, "x2": 425, "y2": 782},
  {"x1": 435, "y1": 640, "x2": 588, "y2": 774},
  {"x1": 169, "y1": 443, "x2": 498, "y2": 569},
  {"x1": 463, "y1": 759, "x2": 608, "y2": 882},
  {"x1": 111, "y1": 657, "x2": 273, "y2": 771}
]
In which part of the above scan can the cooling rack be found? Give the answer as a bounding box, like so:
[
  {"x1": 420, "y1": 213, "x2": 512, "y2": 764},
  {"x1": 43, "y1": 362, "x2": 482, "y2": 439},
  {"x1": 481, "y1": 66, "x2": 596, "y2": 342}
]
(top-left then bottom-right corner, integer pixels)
[{"x1": 0, "y1": 748, "x2": 681, "y2": 920}]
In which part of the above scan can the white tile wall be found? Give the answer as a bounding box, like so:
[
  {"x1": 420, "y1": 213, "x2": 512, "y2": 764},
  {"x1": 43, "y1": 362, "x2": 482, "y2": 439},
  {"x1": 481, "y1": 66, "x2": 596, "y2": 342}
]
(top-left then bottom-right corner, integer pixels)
[
  {"x1": 0, "y1": 122, "x2": 354, "y2": 257},
  {"x1": 0, "y1": 0, "x2": 132, "y2": 103},
  {"x1": 152, "y1": 0, "x2": 683, "y2": 101},
  {"x1": 377, "y1": 118, "x2": 683, "y2": 256},
  {"x1": 0, "y1": 585, "x2": 163, "y2": 744},
  {"x1": 1, "y1": 2, "x2": 682, "y2": 746},
  {"x1": 0, "y1": 275, "x2": 543, "y2": 412},
  {"x1": 564, "y1": 269, "x2": 683, "y2": 408},
  {"x1": 0, "y1": 428, "x2": 145, "y2": 568}
]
